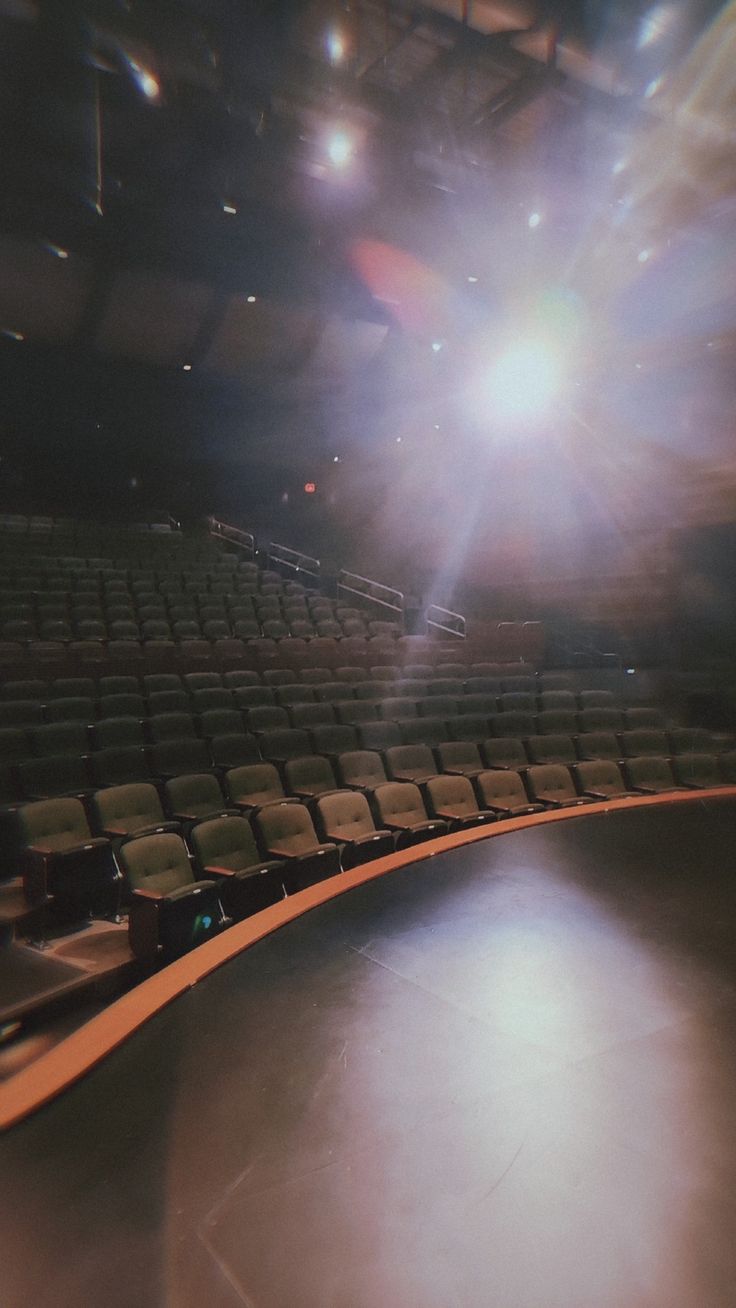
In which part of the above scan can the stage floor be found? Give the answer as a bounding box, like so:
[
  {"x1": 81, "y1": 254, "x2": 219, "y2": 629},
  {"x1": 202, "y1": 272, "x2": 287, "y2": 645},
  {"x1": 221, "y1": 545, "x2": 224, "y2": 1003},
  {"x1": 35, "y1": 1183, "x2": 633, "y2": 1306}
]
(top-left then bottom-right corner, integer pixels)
[{"x1": 3, "y1": 798, "x2": 736, "y2": 1307}]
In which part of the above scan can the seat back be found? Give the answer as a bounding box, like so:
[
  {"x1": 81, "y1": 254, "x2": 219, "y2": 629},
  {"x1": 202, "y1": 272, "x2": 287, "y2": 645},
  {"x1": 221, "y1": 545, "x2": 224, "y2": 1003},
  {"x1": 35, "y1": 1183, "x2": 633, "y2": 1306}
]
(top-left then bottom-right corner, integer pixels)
[
  {"x1": 336, "y1": 750, "x2": 387, "y2": 789},
  {"x1": 385, "y1": 744, "x2": 437, "y2": 783},
  {"x1": 315, "y1": 790, "x2": 377, "y2": 840},
  {"x1": 19, "y1": 796, "x2": 91, "y2": 850},
  {"x1": 165, "y1": 772, "x2": 226, "y2": 817},
  {"x1": 373, "y1": 781, "x2": 428, "y2": 828},
  {"x1": 120, "y1": 832, "x2": 195, "y2": 895},
  {"x1": 575, "y1": 731, "x2": 620, "y2": 761},
  {"x1": 574, "y1": 760, "x2": 628, "y2": 796},
  {"x1": 619, "y1": 729, "x2": 668, "y2": 758},
  {"x1": 671, "y1": 753, "x2": 719, "y2": 787},
  {"x1": 256, "y1": 802, "x2": 320, "y2": 856},
  {"x1": 625, "y1": 756, "x2": 676, "y2": 790},
  {"x1": 435, "y1": 741, "x2": 483, "y2": 774},
  {"x1": 225, "y1": 762, "x2": 285, "y2": 807},
  {"x1": 93, "y1": 782, "x2": 166, "y2": 833},
  {"x1": 526, "y1": 764, "x2": 577, "y2": 804},
  {"x1": 481, "y1": 737, "x2": 527, "y2": 769},
  {"x1": 425, "y1": 773, "x2": 479, "y2": 817},
  {"x1": 284, "y1": 755, "x2": 337, "y2": 797},
  {"x1": 190, "y1": 815, "x2": 261, "y2": 873},
  {"x1": 526, "y1": 734, "x2": 577, "y2": 765},
  {"x1": 476, "y1": 768, "x2": 530, "y2": 808}
]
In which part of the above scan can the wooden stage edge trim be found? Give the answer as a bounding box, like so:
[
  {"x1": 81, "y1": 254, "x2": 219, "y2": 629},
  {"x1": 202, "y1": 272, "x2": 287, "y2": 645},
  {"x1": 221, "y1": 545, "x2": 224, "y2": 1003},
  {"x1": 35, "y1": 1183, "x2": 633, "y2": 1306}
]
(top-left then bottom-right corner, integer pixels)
[{"x1": 1, "y1": 786, "x2": 734, "y2": 1131}]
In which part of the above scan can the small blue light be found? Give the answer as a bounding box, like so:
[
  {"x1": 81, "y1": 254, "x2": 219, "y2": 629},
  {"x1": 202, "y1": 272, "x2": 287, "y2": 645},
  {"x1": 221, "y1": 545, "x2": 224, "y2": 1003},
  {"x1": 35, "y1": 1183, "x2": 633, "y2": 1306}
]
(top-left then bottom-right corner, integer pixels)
[{"x1": 201, "y1": 914, "x2": 212, "y2": 929}]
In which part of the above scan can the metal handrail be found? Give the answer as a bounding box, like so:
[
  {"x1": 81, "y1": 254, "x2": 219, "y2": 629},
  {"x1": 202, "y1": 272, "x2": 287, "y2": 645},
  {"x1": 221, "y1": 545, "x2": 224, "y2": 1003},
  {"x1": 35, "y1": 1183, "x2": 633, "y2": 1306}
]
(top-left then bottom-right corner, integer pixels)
[
  {"x1": 207, "y1": 516, "x2": 256, "y2": 560},
  {"x1": 425, "y1": 604, "x2": 466, "y2": 640},
  {"x1": 268, "y1": 541, "x2": 321, "y2": 582},
  {"x1": 337, "y1": 569, "x2": 404, "y2": 617}
]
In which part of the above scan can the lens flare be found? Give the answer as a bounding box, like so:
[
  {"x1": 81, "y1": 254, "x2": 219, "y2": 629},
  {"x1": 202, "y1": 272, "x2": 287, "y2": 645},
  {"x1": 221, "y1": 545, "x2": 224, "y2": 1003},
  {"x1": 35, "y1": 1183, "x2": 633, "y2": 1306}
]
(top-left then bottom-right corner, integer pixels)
[{"x1": 485, "y1": 339, "x2": 566, "y2": 421}]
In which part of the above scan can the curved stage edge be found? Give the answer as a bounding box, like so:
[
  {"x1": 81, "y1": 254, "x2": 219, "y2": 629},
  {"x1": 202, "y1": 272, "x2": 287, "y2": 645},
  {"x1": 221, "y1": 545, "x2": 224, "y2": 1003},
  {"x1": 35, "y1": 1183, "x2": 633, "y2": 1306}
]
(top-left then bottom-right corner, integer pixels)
[{"x1": 1, "y1": 785, "x2": 734, "y2": 1132}]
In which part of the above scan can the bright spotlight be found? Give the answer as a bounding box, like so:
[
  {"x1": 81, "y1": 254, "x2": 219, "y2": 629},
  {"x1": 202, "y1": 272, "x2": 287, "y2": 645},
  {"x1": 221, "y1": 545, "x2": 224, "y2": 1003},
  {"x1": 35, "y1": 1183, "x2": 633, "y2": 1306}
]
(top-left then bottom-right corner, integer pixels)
[
  {"x1": 129, "y1": 58, "x2": 160, "y2": 101},
  {"x1": 485, "y1": 339, "x2": 564, "y2": 422},
  {"x1": 528, "y1": 212, "x2": 541, "y2": 229},
  {"x1": 327, "y1": 29, "x2": 346, "y2": 63},
  {"x1": 327, "y1": 131, "x2": 353, "y2": 168}
]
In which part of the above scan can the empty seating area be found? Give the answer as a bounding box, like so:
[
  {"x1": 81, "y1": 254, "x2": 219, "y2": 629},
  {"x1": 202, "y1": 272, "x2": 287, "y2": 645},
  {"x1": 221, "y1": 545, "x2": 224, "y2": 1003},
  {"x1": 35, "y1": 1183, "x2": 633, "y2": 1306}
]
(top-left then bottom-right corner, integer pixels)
[{"x1": 0, "y1": 516, "x2": 732, "y2": 1021}]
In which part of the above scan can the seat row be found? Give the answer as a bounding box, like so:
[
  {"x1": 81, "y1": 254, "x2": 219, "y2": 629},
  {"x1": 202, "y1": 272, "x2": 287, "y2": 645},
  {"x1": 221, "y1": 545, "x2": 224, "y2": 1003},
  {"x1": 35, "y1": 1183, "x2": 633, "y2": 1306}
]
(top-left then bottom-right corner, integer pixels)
[
  {"x1": 0, "y1": 693, "x2": 661, "y2": 739},
  {"x1": 17, "y1": 747, "x2": 733, "y2": 962},
  {"x1": 0, "y1": 664, "x2": 555, "y2": 701}
]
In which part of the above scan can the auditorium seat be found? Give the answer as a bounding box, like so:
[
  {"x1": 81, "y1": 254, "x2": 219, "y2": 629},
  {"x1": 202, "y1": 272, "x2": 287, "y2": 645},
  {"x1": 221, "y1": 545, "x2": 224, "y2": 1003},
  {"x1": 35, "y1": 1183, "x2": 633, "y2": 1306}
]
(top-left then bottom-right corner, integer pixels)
[
  {"x1": 489, "y1": 711, "x2": 536, "y2": 739},
  {"x1": 210, "y1": 733, "x2": 260, "y2": 771},
  {"x1": 423, "y1": 774, "x2": 496, "y2": 830},
  {"x1": 435, "y1": 740, "x2": 484, "y2": 777},
  {"x1": 423, "y1": 695, "x2": 458, "y2": 719},
  {"x1": 447, "y1": 715, "x2": 489, "y2": 743},
  {"x1": 575, "y1": 731, "x2": 621, "y2": 762},
  {"x1": 31, "y1": 722, "x2": 89, "y2": 757},
  {"x1": 98, "y1": 693, "x2": 146, "y2": 719},
  {"x1": 19, "y1": 754, "x2": 92, "y2": 801},
  {"x1": 92, "y1": 783, "x2": 178, "y2": 842},
  {"x1": 149, "y1": 738, "x2": 213, "y2": 780},
  {"x1": 20, "y1": 796, "x2": 119, "y2": 920},
  {"x1": 50, "y1": 678, "x2": 96, "y2": 699},
  {"x1": 335, "y1": 750, "x2": 387, "y2": 791},
  {"x1": 313, "y1": 791, "x2": 394, "y2": 868},
  {"x1": 310, "y1": 724, "x2": 359, "y2": 757},
  {"x1": 148, "y1": 712, "x2": 198, "y2": 743},
  {"x1": 385, "y1": 744, "x2": 439, "y2": 784},
  {"x1": 315, "y1": 682, "x2": 356, "y2": 703},
  {"x1": 336, "y1": 701, "x2": 377, "y2": 725},
  {"x1": 222, "y1": 670, "x2": 260, "y2": 690},
  {"x1": 525, "y1": 734, "x2": 577, "y2": 766},
  {"x1": 190, "y1": 688, "x2": 234, "y2": 713},
  {"x1": 671, "y1": 753, "x2": 722, "y2": 789},
  {"x1": 668, "y1": 727, "x2": 714, "y2": 755},
  {"x1": 234, "y1": 686, "x2": 276, "y2": 708},
  {"x1": 189, "y1": 816, "x2": 285, "y2": 918},
  {"x1": 578, "y1": 690, "x2": 616, "y2": 709},
  {"x1": 147, "y1": 690, "x2": 190, "y2": 714},
  {"x1": 0, "y1": 700, "x2": 44, "y2": 727},
  {"x1": 619, "y1": 729, "x2": 669, "y2": 758},
  {"x1": 225, "y1": 762, "x2": 287, "y2": 810},
  {"x1": 538, "y1": 674, "x2": 573, "y2": 691},
  {"x1": 283, "y1": 755, "x2": 339, "y2": 798},
  {"x1": 399, "y1": 718, "x2": 447, "y2": 748},
  {"x1": 370, "y1": 782, "x2": 449, "y2": 848},
  {"x1": 624, "y1": 707, "x2": 665, "y2": 729},
  {"x1": 89, "y1": 746, "x2": 152, "y2": 787},
  {"x1": 461, "y1": 694, "x2": 498, "y2": 717},
  {"x1": 577, "y1": 707, "x2": 625, "y2": 733},
  {"x1": 536, "y1": 709, "x2": 578, "y2": 736},
  {"x1": 3, "y1": 679, "x2": 48, "y2": 701},
  {"x1": 380, "y1": 697, "x2": 418, "y2": 720},
  {"x1": 246, "y1": 705, "x2": 290, "y2": 734},
  {"x1": 254, "y1": 802, "x2": 341, "y2": 892},
  {"x1": 538, "y1": 690, "x2": 577, "y2": 711},
  {"x1": 624, "y1": 756, "x2": 685, "y2": 793},
  {"x1": 164, "y1": 773, "x2": 232, "y2": 826},
  {"x1": 289, "y1": 703, "x2": 336, "y2": 729},
  {"x1": 480, "y1": 737, "x2": 528, "y2": 770},
  {"x1": 143, "y1": 674, "x2": 183, "y2": 694},
  {"x1": 119, "y1": 832, "x2": 225, "y2": 960},
  {"x1": 573, "y1": 761, "x2": 636, "y2": 799},
  {"x1": 198, "y1": 709, "x2": 245, "y2": 740},
  {"x1": 526, "y1": 765, "x2": 594, "y2": 808},
  {"x1": 275, "y1": 683, "x2": 315, "y2": 706}
]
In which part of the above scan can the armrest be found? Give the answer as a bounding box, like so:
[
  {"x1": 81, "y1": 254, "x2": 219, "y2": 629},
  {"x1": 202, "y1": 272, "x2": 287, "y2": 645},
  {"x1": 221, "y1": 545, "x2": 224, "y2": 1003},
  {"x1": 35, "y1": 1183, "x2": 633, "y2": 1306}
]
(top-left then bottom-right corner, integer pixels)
[
  {"x1": 26, "y1": 837, "x2": 108, "y2": 857},
  {"x1": 132, "y1": 886, "x2": 165, "y2": 901}
]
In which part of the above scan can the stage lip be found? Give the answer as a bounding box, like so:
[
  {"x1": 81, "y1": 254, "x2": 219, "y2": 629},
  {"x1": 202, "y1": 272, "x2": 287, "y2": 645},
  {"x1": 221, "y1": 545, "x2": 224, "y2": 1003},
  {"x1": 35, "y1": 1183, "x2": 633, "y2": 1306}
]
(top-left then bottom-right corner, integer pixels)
[{"x1": 1, "y1": 786, "x2": 734, "y2": 1131}]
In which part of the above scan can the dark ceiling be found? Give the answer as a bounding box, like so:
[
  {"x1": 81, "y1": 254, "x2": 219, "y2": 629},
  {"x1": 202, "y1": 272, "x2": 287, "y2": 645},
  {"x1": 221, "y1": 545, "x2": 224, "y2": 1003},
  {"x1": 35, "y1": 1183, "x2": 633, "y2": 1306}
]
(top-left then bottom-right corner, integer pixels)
[{"x1": 0, "y1": 0, "x2": 733, "y2": 530}]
